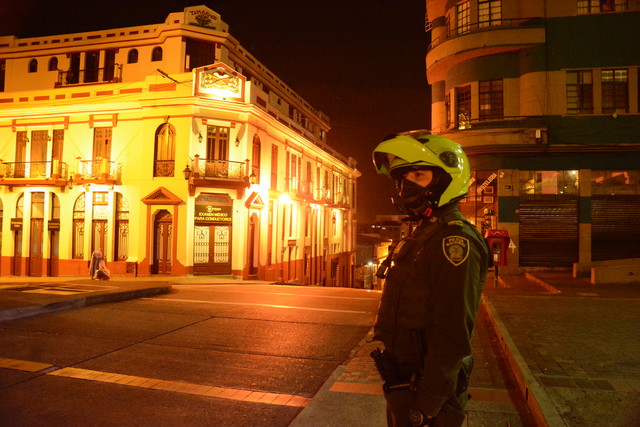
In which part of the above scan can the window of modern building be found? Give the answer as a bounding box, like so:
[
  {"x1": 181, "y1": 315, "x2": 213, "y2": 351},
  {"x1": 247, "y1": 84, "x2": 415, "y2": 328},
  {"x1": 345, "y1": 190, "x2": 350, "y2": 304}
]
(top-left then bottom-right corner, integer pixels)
[
  {"x1": 479, "y1": 0, "x2": 501, "y2": 28},
  {"x1": 456, "y1": 85, "x2": 472, "y2": 129},
  {"x1": 456, "y1": 1, "x2": 471, "y2": 35},
  {"x1": 72, "y1": 194, "x2": 85, "y2": 259},
  {"x1": 592, "y1": 170, "x2": 640, "y2": 194},
  {"x1": 479, "y1": 79, "x2": 503, "y2": 120},
  {"x1": 48, "y1": 57, "x2": 58, "y2": 71},
  {"x1": 127, "y1": 49, "x2": 139, "y2": 64},
  {"x1": 601, "y1": 68, "x2": 628, "y2": 113},
  {"x1": 151, "y1": 47, "x2": 163, "y2": 62},
  {"x1": 578, "y1": 0, "x2": 627, "y2": 13},
  {"x1": 520, "y1": 170, "x2": 579, "y2": 195},
  {"x1": 566, "y1": 70, "x2": 594, "y2": 114},
  {"x1": 28, "y1": 59, "x2": 38, "y2": 73},
  {"x1": 154, "y1": 123, "x2": 175, "y2": 177}
]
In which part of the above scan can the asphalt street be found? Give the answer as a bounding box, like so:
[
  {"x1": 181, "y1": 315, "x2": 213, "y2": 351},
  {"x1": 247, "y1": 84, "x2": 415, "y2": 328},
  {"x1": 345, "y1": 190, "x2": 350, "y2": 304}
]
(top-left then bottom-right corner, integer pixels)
[{"x1": 0, "y1": 283, "x2": 379, "y2": 426}]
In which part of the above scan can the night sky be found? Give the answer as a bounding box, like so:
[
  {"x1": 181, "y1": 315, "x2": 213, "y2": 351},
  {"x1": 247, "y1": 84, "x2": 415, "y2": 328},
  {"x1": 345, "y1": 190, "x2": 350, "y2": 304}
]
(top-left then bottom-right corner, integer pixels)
[{"x1": 0, "y1": 0, "x2": 430, "y2": 223}]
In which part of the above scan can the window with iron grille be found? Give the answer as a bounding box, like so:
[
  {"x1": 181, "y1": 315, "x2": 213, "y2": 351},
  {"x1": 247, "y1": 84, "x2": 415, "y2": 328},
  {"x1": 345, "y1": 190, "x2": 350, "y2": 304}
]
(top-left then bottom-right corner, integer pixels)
[
  {"x1": 456, "y1": 85, "x2": 472, "y2": 129},
  {"x1": 479, "y1": 0, "x2": 502, "y2": 28},
  {"x1": 479, "y1": 80, "x2": 503, "y2": 120},
  {"x1": 566, "y1": 70, "x2": 593, "y2": 114},
  {"x1": 601, "y1": 69, "x2": 628, "y2": 114}
]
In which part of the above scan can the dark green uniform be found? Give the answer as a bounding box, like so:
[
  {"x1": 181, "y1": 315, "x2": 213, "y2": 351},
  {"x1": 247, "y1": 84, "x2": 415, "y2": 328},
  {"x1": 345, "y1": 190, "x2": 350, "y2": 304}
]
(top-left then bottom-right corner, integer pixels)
[{"x1": 373, "y1": 203, "x2": 489, "y2": 426}]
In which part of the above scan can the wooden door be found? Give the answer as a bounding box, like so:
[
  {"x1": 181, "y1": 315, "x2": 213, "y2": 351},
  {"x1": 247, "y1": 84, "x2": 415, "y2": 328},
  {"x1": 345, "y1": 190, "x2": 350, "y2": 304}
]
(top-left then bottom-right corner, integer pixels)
[
  {"x1": 29, "y1": 219, "x2": 43, "y2": 277},
  {"x1": 153, "y1": 211, "x2": 172, "y2": 274},
  {"x1": 49, "y1": 230, "x2": 59, "y2": 277},
  {"x1": 13, "y1": 230, "x2": 22, "y2": 276},
  {"x1": 30, "y1": 130, "x2": 48, "y2": 178}
]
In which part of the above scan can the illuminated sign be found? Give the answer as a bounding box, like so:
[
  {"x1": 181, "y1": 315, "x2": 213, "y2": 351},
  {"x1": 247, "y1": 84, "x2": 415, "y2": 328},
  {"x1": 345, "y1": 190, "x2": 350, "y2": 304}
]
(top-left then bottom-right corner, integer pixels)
[
  {"x1": 184, "y1": 6, "x2": 220, "y2": 28},
  {"x1": 195, "y1": 203, "x2": 232, "y2": 222},
  {"x1": 195, "y1": 63, "x2": 245, "y2": 101}
]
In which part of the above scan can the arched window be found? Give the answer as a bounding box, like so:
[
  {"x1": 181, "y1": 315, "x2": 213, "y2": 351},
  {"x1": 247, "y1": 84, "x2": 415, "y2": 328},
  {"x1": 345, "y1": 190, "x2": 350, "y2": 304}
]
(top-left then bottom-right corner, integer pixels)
[
  {"x1": 28, "y1": 59, "x2": 38, "y2": 73},
  {"x1": 154, "y1": 123, "x2": 175, "y2": 177},
  {"x1": 72, "y1": 194, "x2": 85, "y2": 259},
  {"x1": 151, "y1": 47, "x2": 163, "y2": 62},
  {"x1": 48, "y1": 57, "x2": 58, "y2": 71},
  {"x1": 127, "y1": 49, "x2": 138, "y2": 64}
]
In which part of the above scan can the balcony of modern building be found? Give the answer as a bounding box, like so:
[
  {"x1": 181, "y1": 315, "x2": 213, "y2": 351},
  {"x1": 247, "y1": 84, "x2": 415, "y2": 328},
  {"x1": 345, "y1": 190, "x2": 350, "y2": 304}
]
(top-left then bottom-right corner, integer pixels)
[
  {"x1": 0, "y1": 160, "x2": 69, "y2": 189},
  {"x1": 184, "y1": 154, "x2": 251, "y2": 198},
  {"x1": 427, "y1": 17, "x2": 546, "y2": 82}
]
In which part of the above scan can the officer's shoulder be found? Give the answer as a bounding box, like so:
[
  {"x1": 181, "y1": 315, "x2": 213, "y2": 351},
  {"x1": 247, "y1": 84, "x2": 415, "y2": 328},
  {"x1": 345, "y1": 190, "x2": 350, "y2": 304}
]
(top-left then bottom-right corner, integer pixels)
[{"x1": 444, "y1": 219, "x2": 465, "y2": 228}]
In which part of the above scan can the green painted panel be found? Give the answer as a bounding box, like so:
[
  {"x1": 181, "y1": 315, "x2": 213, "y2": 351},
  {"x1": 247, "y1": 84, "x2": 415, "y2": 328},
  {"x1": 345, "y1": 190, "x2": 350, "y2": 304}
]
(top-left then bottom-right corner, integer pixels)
[
  {"x1": 580, "y1": 197, "x2": 591, "y2": 224},
  {"x1": 498, "y1": 196, "x2": 519, "y2": 223}
]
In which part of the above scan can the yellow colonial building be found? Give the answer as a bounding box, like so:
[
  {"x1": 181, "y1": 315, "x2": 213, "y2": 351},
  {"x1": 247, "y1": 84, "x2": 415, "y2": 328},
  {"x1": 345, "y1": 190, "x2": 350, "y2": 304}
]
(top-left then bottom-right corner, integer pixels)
[{"x1": 0, "y1": 5, "x2": 359, "y2": 284}]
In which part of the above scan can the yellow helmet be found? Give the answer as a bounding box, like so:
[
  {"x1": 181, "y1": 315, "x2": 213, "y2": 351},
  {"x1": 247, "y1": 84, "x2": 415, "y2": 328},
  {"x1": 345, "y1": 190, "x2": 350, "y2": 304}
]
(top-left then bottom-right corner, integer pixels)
[{"x1": 373, "y1": 130, "x2": 470, "y2": 210}]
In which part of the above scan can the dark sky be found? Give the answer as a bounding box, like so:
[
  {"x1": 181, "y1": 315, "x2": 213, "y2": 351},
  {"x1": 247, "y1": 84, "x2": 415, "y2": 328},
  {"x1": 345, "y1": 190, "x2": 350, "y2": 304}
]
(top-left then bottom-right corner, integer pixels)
[{"x1": 0, "y1": 0, "x2": 430, "y2": 223}]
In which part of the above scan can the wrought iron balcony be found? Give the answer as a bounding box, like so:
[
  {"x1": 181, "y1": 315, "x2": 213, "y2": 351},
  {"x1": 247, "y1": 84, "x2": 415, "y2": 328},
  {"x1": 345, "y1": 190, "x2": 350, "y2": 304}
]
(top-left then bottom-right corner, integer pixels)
[
  {"x1": 73, "y1": 158, "x2": 120, "y2": 186},
  {"x1": 0, "y1": 160, "x2": 69, "y2": 188},
  {"x1": 55, "y1": 65, "x2": 122, "y2": 87},
  {"x1": 184, "y1": 155, "x2": 250, "y2": 197}
]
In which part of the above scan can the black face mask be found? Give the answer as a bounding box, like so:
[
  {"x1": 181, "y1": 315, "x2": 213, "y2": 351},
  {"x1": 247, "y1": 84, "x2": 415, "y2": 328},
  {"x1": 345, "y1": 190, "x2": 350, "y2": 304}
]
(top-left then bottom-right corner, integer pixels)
[{"x1": 392, "y1": 178, "x2": 434, "y2": 217}]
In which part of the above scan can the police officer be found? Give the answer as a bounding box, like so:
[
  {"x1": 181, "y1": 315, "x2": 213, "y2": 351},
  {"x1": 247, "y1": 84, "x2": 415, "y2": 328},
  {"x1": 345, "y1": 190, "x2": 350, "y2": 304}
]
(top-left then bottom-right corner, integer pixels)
[{"x1": 371, "y1": 131, "x2": 489, "y2": 426}]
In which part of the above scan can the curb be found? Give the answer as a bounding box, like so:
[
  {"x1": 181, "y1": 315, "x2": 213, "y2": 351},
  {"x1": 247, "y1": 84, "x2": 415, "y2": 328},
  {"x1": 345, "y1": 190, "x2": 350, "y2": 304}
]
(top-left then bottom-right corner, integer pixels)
[
  {"x1": 481, "y1": 295, "x2": 567, "y2": 427},
  {"x1": 0, "y1": 285, "x2": 172, "y2": 322}
]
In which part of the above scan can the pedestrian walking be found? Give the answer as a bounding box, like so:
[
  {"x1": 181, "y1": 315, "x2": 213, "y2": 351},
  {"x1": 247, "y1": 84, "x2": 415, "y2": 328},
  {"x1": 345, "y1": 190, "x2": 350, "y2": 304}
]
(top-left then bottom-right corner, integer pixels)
[{"x1": 370, "y1": 131, "x2": 490, "y2": 426}]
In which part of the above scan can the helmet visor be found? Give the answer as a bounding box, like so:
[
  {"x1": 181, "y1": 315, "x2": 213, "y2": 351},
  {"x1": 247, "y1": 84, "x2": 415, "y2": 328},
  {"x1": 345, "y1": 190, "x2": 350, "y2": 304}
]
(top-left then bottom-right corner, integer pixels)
[{"x1": 373, "y1": 152, "x2": 397, "y2": 175}]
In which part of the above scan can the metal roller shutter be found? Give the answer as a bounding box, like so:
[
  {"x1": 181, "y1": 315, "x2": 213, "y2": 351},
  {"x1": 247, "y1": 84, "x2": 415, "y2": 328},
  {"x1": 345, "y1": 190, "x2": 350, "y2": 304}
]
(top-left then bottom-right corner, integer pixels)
[
  {"x1": 592, "y1": 195, "x2": 640, "y2": 261},
  {"x1": 519, "y1": 195, "x2": 579, "y2": 267}
]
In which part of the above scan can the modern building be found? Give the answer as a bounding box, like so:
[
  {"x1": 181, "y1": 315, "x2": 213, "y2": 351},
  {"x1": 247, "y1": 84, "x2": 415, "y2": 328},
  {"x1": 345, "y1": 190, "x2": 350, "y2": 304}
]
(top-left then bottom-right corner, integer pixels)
[
  {"x1": 0, "y1": 5, "x2": 359, "y2": 284},
  {"x1": 425, "y1": 0, "x2": 640, "y2": 275}
]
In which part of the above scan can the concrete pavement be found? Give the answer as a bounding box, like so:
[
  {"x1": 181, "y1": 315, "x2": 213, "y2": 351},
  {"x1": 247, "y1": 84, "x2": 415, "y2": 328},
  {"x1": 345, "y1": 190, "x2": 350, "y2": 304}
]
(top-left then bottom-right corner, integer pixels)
[{"x1": 1, "y1": 273, "x2": 639, "y2": 426}]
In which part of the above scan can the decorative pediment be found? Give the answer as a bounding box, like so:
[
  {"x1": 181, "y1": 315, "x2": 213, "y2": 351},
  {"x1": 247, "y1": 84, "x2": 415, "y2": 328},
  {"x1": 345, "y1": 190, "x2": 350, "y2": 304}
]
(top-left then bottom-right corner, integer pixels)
[
  {"x1": 245, "y1": 191, "x2": 265, "y2": 209},
  {"x1": 142, "y1": 187, "x2": 183, "y2": 205}
]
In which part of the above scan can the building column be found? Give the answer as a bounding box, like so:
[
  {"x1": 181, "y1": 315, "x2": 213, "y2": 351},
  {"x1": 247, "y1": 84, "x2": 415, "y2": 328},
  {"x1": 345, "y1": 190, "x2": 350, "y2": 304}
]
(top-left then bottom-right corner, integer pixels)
[{"x1": 574, "y1": 169, "x2": 592, "y2": 277}]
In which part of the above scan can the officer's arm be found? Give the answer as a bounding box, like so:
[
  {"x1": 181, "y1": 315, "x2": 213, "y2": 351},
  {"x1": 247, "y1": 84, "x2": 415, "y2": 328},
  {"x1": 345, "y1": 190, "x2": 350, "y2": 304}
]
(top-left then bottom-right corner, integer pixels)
[{"x1": 415, "y1": 230, "x2": 484, "y2": 416}]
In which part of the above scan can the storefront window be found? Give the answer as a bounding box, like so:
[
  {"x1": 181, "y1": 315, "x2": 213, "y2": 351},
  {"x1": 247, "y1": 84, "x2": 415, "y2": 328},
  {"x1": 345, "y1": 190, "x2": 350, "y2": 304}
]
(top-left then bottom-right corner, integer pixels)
[
  {"x1": 591, "y1": 170, "x2": 640, "y2": 194},
  {"x1": 520, "y1": 170, "x2": 579, "y2": 195}
]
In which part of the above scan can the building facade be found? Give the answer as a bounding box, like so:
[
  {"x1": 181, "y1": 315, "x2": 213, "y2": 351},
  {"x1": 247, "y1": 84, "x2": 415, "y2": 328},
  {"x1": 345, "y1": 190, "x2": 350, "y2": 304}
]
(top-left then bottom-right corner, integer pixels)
[
  {"x1": 0, "y1": 6, "x2": 359, "y2": 285},
  {"x1": 426, "y1": 0, "x2": 640, "y2": 274}
]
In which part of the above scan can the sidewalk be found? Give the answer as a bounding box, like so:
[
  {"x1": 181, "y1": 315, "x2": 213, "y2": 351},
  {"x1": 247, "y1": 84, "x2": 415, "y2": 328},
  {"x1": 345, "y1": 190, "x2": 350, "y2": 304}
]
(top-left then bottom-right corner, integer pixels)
[
  {"x1": 293, "y1": 272, "x2": 640, "y2": 426},
  {"x1": 1, "y1": 273, "x2": 639, "y2": 426}
]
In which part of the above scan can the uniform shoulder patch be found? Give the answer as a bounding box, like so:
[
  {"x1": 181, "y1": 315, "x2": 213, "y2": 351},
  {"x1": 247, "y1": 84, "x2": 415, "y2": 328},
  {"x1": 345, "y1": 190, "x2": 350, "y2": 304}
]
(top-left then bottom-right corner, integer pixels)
[
  {"x1": 447, "y1": 220, "x2": 464, "y2": 227},
  {"x1": 443, "y1": 235, "x2": 469, "y2": 266}
]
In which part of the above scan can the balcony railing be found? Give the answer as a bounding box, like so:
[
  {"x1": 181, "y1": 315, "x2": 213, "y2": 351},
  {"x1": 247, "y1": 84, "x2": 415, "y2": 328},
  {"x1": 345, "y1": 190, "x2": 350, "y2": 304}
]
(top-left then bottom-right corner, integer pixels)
[
  {"x1": 56, "y1": 65, "x2": 122, "y2": 87},
  {"x1": 76, "y1": 159, "x2": 120, "y2": 182},
  {"x1": 428, "y1": 17, "x2": 544, "y2": 51},
  {"x1": 1, "y1": 161, "x2": 68, "y2": 180},
  {"x1": 191, "y1": 158, "x2": 247, "y2": 180}
]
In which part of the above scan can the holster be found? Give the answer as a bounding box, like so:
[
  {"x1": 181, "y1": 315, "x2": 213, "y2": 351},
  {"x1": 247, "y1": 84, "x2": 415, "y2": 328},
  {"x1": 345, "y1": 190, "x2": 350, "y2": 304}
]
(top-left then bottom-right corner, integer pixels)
[{"x1": 370, "y1": 348, "x2": 413, "y2": 393}]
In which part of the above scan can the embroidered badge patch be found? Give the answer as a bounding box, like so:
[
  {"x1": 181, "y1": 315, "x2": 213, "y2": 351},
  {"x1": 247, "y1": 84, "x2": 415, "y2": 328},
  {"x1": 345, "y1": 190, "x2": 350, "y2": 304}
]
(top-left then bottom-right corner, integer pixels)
[{"x1": 443, "y1": 236, "x2": 469, "y2": 266}]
